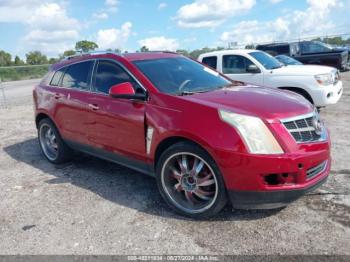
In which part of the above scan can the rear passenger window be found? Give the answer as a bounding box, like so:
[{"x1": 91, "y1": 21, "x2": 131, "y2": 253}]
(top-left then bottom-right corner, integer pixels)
[
  {"x1": 61, "y1": 61, "x2": 94, "y2": 90},
  {"x1": 94, "y1": 60, "x2": 141, "y2": 94},
  {"x1": 50, "y1": 68, "x2": 65, "y2": 86},
  {"x1": 202, "y1": 56, "x2": 217, "y2": 69}
]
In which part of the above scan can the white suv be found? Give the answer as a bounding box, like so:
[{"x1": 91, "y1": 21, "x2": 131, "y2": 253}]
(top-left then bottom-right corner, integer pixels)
[{"x1": 198, "y1": 50, "x2": 343, "y2": 107}]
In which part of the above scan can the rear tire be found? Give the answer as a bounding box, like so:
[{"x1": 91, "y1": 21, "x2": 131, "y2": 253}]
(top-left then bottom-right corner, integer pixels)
[
  {"x1": 38, "y1": 118, "x2": 74, "y2": 164},
  {"x1": 156, "y1": 142, "x2": 227, "y2": 218}
]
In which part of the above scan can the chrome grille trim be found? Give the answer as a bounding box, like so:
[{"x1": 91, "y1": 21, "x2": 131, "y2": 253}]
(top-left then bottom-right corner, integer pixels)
[
  {"x1": 307, "y1": 160, "x2": 328, "y2": 180},
  {"x1": 281, "y1": 111, "x2": 327, "y2": 144}
]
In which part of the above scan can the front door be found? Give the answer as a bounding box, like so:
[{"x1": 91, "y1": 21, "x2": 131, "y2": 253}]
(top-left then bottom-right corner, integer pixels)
[
  {"x1": 86, "y1": 59, "x2": 147, "y2": 160},
  {"x1": 221, "y1": 55, "x2": 264, "y2": 86}
]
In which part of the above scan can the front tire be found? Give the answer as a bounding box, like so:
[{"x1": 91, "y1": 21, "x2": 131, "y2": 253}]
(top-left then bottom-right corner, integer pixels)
[
  {"x1": 38, "y1": 118, "x2": 74, "y2": 164},
  {"x1": 156, "y1": 142, "x2": 227, "y2": 218}
]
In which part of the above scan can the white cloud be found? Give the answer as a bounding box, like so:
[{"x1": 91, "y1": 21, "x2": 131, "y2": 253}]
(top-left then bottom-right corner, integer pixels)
[
  {"x1": 158, "y1": 2, "x2": 167, "y2": 10},
  {"x1": 92, "y1": 0, "x2": 119, "y2": 20},
  {"x1": 269, "y1": 0, "x2": 283, "y2": 4},
  {"x1": 138, "y1": 36, "x2": 179, "y2": 51},
  {"x1": 104, "y1": 0, "x2": 119, "y2": 13},
  {"x1": 0, "y1": 0, "x2": 42, "y2": 22},
  {"x1": 96, "y1": 22, "x2": 132, "y2": 50},
  {"x1": 220, "y1": 0, "x2": 343, "y2": 46},
  {"x1": 105, "y1": 0, "x2": 118, "y2": 7},
  {"x1": 93, "y1": 12, "x2": 109, "y2": 20},
  {"x1": 26, "y1": 3, "x2": 80, "y2": 30},
  {"x1": 175, "y1": 0, "x2": 256, "y2": 28},
  {"x1": 21, "y1": 2, "x2": 80, "y2": 56}
]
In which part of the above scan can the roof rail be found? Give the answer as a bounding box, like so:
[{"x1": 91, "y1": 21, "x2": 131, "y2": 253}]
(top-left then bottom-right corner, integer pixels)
[{"x1": 62, "y1": 50, "x2": 122, "y2": 61}]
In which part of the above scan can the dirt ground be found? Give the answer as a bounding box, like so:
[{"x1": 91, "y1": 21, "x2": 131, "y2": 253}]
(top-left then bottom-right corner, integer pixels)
[{"x1": 0, "y1": 73, "x2": 349, "y2": 255}]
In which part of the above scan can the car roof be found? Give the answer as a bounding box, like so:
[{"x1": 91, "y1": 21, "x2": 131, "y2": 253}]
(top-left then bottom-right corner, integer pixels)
[
  {"x1": 199, "y1": 49, "x2": 261, "y2": 57},
  {"x1": 51, "y1": 51, "x2": 181, "y2": 71}
]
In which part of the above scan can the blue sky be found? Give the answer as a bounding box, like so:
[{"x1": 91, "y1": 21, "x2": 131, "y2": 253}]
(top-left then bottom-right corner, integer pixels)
[{"x1": 0, "y1": 0, "x2": 349, "y2": 58}]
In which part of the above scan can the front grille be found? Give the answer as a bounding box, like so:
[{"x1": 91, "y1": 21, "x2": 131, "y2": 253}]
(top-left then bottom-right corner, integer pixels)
[
  {"x1": 307, "y1": 160, "x2": 328, "y2": 180},
  {"x1": 281, "y1": 112, "x2": 325, "y2": 143}
]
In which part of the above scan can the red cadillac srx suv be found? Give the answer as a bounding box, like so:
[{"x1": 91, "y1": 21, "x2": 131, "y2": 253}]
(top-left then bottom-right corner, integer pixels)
[{"x1": 33, "y1": 51, "x2": 331, "y2": 218}]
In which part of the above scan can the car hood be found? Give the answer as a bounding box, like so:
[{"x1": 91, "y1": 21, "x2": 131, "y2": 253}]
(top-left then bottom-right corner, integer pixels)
[
  {"x1": 182, "y1": 86, "x2": 314, "y2": 123},
  {"x1": 272, "y1": 65, "x2": 335, "y2": 76}
]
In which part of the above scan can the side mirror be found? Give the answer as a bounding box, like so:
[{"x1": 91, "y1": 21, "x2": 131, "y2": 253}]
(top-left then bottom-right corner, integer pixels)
[
  {"x1": 109, "y1": 82, "x2": 146, "y2": 100},
  {"x1": 246, "y1": 64, "x2": 261, "y2": 74}
]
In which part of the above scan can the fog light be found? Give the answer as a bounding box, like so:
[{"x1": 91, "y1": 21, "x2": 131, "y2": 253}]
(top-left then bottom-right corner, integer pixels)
[
  {"x1": 264, "y1": 173, "x2": 297, "y2": 186},
  {"x1": 327, "y1": 92, "x2": 333, "y2": 98}
]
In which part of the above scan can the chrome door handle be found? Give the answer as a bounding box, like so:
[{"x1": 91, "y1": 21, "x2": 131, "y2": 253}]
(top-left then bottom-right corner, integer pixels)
[
  {"x1": 54, "y1": 93, "x2": 63, "y2": 99},
  {"x1": 88, "y1": 104, "x2": 99, "y2": 110}
]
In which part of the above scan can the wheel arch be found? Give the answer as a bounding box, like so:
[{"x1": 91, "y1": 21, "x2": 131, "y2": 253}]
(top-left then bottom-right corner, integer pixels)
[
  {"x1": 278, "y1": 86, "x2": 314, "y2": 104},
  {"x1": 35, "y1": 112, "x2": 56, "y2": 129},
  {"x1": 154, "y1": 136, "x2": 212, "y2": 169}
]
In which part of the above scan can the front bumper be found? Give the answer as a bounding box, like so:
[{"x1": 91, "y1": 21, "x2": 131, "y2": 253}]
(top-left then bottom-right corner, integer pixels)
[
  {"x1": 212, "y1": 137, "x2": 331, "y2": 209},
  {"x1": 311, "y1": 81, "x2": 343, "y2": 106},
  {"x1": 228, "y1": 175, "x2": 327, "y2": 209}
]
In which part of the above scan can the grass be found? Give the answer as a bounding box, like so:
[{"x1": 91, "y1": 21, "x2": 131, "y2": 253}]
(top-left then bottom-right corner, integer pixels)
[{"x1": 0, "y1": 65, "x2": 50, "y2": 82}]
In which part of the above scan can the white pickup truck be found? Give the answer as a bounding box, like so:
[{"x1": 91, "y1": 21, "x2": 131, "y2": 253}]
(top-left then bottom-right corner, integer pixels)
[{"x1": 198, "y1": 50, "x2": 343, "y2": 107}]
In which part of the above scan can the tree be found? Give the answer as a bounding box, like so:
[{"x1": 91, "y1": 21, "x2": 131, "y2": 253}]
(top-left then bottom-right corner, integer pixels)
[
  {"x1": 245, "y1": 44, "x2": 255, "y2": 49},
  {"x1": 14, "y1": 55, "x2": 24, "y2": 65},
  {"x1": 0, "y1": 50, "x2": 12, "y2": 66},
  {"x1": 140, "y1": 46, "x2": 149, "y2": 52},
  {"x1": 63, "y1": 50, "x2": 76, "y2": 57},
  {"x1": 49, "y1": 57, "x2": 59, "y2": 64},
  {"x1": 176, "y1": 49, "x2": 190, "y2": 57},
  {"x1": 75, "y1": 40, "x2": 98, "y2": 52},
  {"x1": 26, "y1": 51, "x2": 48, "y2": 65}
]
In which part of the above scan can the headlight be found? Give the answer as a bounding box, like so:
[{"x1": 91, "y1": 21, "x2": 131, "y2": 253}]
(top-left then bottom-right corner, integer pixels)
[
  {"x1": 219, "y1": 110, "x2": 283, "y2": 154},
  {"x1": 315, "y1": 73, "x2": 333, "y2": 86}
]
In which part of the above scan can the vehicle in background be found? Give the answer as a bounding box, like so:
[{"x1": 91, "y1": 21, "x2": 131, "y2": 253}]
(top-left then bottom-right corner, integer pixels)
[
  {"x1": 34, "y1": 51, "x2": 331, "y2": 218},
  {"x1": 275, "y1": 55, "x2": 303, "y2": 66},
  {"x1": 198, "y1": 49, "x2": 343, "y2": 107},
  {"x1": 256, "y1": 41, "x2": 349, "y2": 70}
]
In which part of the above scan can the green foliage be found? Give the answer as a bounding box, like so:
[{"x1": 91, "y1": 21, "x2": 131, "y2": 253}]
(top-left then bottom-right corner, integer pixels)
[
  {"x1": 245, "y1": 44, "x2": 255, "y2": 49},
  {"x1": 63, "y1": 50, "x2": 76, "y2": 57},
  {"x1": 26, "y1": 51, "x2": 48, "y2": 65},
  {"x1": 188, "y1": 47, "x2": 226, "y2": 59},
  {"x1": 0, "y1": 50, "x2": 12, "y2": 66},
  {"x1": 140, "y1": 46, "x2": 149, "y2": 52},
  {"x1": 313, "y1": 37, "x2": 350, "y2": 46},
  {"x1": 14, "y1": 56, "x2": 24, "y2": 65},
  {"x1": 75, "y1": 40, "x2": 99, "y2": 52},
  {"x1": 0, "y1": 64, "x2": 49, "y2": 81}
]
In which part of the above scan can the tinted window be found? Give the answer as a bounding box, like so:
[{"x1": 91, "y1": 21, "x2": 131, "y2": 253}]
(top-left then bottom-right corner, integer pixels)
[
  {"x1": 256, "y1": 45, "x2": 289, "y2": 56},
  {"x1": 50, "y1": 68, "x2": 65, "y2": 86},
  {"x1": 275, "y1": 55, "x2": 303, "y2": 65},
  {"x1": 222, "y1": 55, "x2": 254, "y2": 74},
  {"x1": 301, "y1": 42, "x2": 331, "y2": 54},
  {"x1": 61, "y1": 61, "x2": 94, "y2": 90},
  {"x1": 133, "y1": 57, "x2": 231, "y2": 95},
  {"x1": 202, "y1": 56, "x2": 217, "y2": 69},
  {"x1": 249, "y1": 52, "x2": 282, "y2": 70},
  {"x1": 94, "y1": 60, "x2": 141, "y2": 94}
]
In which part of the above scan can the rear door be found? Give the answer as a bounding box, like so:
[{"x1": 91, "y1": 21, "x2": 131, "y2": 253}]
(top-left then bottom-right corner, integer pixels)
[
  {"x1": 86, "y1": 59, "x2": 147, "y2": 160},
  {"x1": 54, "y1": 60, "x2": 95, "y2": 145},
  {"x1": 221, "y1": 54, "x2": 264, "y2": 85}
]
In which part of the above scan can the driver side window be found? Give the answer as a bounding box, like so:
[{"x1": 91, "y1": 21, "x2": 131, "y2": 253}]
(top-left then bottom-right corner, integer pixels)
[
  {"x1": 94, "y1": 60, "x2": 143, "y2": 94},
  {"x1": 222, "y1": 55, "x2": 254, "y2": 74}
]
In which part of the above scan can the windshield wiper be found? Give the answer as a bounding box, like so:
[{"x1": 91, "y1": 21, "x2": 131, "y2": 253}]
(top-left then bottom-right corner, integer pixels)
[{"x1": 177, "y1": 89, "x2": 212, "y2": 96}]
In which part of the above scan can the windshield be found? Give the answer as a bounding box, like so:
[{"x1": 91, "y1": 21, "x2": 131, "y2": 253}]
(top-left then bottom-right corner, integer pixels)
[
  {"x1": 133, "y1": 57, "x2": 231, "y2": 95},
  {"x1": 316, "y1": 41, "x2": 333, "y2": 50},
  {"x1": 249, "y1": 51, "x2": 282, "y2": 70},
  {"x1": 275, "y1": 55, "x2": 303, "y2": 65}
]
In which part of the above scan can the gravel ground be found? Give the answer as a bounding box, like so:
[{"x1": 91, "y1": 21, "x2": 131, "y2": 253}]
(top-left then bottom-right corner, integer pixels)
[{"x1": 0, "y1": 73, "x2": 349, "y2": 255}]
